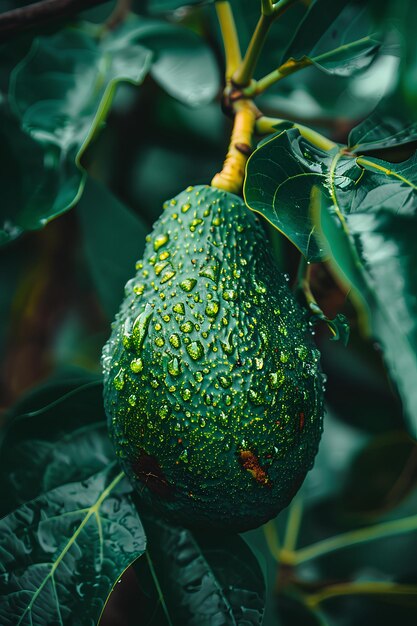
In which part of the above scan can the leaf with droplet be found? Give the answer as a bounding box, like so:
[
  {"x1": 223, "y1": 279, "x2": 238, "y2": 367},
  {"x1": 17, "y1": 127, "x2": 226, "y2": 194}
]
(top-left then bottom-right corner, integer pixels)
[
  {"x1": 0, "y1": 376, "x2": 146, "y2": 626},
  {"x1": 135, "y1": 517, "x2": 266, "y2": 626},
  {"x1": 312, "y1": 151, "x2": 417, "y2": 437},
  {"x1": 244, "y1": 128, "x2": 334, "y2": 262},
  {"x1": 348, "y1": 93, "x2": 417, "y2": 153}
]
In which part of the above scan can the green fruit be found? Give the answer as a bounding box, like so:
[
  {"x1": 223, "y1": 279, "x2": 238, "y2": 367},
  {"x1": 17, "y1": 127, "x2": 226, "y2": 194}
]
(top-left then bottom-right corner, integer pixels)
[{"x1": 103, "y1": 185, "x2": 324, "y2": 532}]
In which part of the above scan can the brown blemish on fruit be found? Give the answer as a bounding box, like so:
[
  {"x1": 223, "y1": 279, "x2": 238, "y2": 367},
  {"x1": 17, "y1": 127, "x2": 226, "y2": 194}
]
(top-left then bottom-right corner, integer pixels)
[
  {"x1": 132, "y1": 451, "x2": 174, "y2": 499},
  {"x1": 239, "y1": 450, "x2": 271, "y2": 486}
]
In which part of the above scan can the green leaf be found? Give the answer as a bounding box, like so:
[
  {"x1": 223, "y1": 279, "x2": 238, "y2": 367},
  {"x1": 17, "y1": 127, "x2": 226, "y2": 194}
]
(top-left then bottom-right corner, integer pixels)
[
  {"x1": 245, "y1": 126, "x2": 417, "y2": 435},
  {"x1": 317, "y1": 153, "x2": 417, "y2": 436},
  {"x1": 140, "y1": 518, "x2": 266, "y2": 625},
  {"x1": 341, "y1": 431, "x2": 417, "y2": 518},
  {"x1": 244, "y1": 128, "x2": 333, "y2": 262},
  {"x1": 109, "y1": 17, "x2": 220, "y2": 107},
  {"x1": 0, "y1": 377, "x2": 147, "y2": 625},
  {"x1": 0, "y1": 379, "x2": 106, "y2": 515},
  {"x1": 282, "y1": 0, "x2": 381, "y2": 77},
  {"x1": 77, "y1": 177, "x2": 148, "y2": 321},
  {"x1": 2, "y1": 24, "x2": 152, "y2": 244},
  {"x1": 282, "y1": 0, "x2": 350, "y2": 63},
  {"x1": 0, "y1": 466, "x2": 146, "y2": 626},
  {"x1": 348, "y1": 94, "x2": 417, "y2": 152}
]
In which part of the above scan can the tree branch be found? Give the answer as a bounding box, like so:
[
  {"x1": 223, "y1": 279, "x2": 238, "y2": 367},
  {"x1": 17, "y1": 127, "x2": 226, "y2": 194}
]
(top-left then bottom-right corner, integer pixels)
[{"x1": 0, "y1": 0, "x2": 111, "y2": 38}]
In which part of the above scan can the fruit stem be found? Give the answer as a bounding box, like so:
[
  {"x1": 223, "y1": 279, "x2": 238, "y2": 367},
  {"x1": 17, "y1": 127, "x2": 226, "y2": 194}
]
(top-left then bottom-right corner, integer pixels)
[
  {"x1": 215, "y1": 1, "x2": 242, "y2": 79},
  {"x1": 211, "y1": 99, "x2": 259, "y2": 194},
  {"x1": 256, "y1": 116, "x2": 337, "y2": 151}
]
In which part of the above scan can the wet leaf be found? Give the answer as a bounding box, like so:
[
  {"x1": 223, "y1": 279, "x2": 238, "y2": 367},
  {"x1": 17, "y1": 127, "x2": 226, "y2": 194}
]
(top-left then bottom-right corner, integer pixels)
[
  {"x1": 0, "y1": 376, "x2": 146, "y2": 625},
  {"x1": 139, "y1": 518, "x2": 266, "y2": 625},
  {"x1": 282, "y1": 0, "x2": 381, "y2": 77},
  {"x1": 77, "y1": 177, "x2": 148, "y2": 321},
  {"x1": 0, "y1": 466, "x2": 146, "y2": 626},
  {"x1": 244, "y1": 128, "x2": 333, "y2": 262},
  {"x1": 245, "y1": 124, "x2": 417, "y2": 436},
  {"x1": 1, "y1": 23, "x2": 152, "y2": 244},
  {"x1": 348, "y1": 94, "x2": 417, "y2": 152},
  {"x1": 317, "y1": 152, "x2": 417, "y2": 436}
]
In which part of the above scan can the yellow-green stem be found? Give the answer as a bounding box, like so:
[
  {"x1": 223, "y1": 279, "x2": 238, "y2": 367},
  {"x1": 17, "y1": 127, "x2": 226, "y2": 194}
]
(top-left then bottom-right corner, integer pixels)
[
  {"x1": 256, "y1": 116, "x2": 337, "y2": 151},
  {"x1": 211, "y1": 99, "x2": 258, "y2": 194},
  {"x1": 232, "y1": 14, "x2": 273, "y2": 86},
  {"x1": 294, "y1": 512, "x2": 417, "y2": 565},
  {"x1": 215, "y1": 1, "x2": 242, "y2": 79},
  {"x1": 306, "y1": 581, "x2": 417, "y2": 609},
  {"x1": 283, "y1": 495, "x2": 304, "y2": 552}
]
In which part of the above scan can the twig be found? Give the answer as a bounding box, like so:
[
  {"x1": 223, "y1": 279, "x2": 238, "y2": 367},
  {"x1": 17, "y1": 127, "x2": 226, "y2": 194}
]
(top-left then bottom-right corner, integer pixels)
[
  {"x1": 0, "y1": 0, "x2": 110, "y2": 38},
  {"x1": 105, "y1": 0, "x2": 132, "y2": 31},
  {"x1": 215, "y1": 1, "x2": 242, "y2": 80}
]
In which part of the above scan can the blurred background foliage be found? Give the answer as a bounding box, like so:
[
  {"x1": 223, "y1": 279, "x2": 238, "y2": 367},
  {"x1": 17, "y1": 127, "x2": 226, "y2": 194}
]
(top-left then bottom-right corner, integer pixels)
[{"x1": 1, "y1": 1, "x2": 417, "y2": 625}]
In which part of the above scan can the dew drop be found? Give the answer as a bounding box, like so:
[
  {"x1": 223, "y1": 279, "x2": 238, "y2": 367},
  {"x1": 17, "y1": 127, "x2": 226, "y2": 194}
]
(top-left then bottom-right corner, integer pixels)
[
  {"x1": 180, "y1": 278, "x2": 197, "y2": 292},
  {"x1": 132, "y1": 303, "x2": 152, "y2": 352},
  {"x1": 169, "y1": 333, "x2": 181, "y2": 348},
  {"x1": 154, "y1": 261, "x2": 168, "y2": 276},
  {"x1": 134, "y1": 283, "x2": 145, "y2": 295},
  {"x1": 113, "y1": 368, "x2": 125, "y2": 390},
  {"x1": 180, "y1": 321, "x2": 194, "y2": 333},
  {"x1": 161, "y1": 270, "x2": 176, "y2": 284},
  {"x1": 219, "y1": 375, "x2": 232, "y2": 388},
  {"x1": 173, "y1": 303, "x2": 185, "y2": 315},
  {"x1": 223, "y1": 289, "x2": 237, "y2": 301},
  {"x1": 130, "y1": 358, "x2": 143, "y2": 373},
  {"x1": 268, "y1": 371, "x2": 284, "y2": 389},
  {"x1": 154, "y1": 233, "x2": 169, "y2": 251},
  {"x1": 168, "y1": 357, "x2": 181, "y2": 377},
  {"x1": 187, "y1": 340, "x2": 204, "y2": 360},
  {"x1": 181, "y1": 388, "x2": 192, "y2": 402},
  {"x1": 199, "y1": 263, "x2": 218, "y2": 282},
  {"x1": 205, "y1": 301, "x2": 219, "y2": 317}
]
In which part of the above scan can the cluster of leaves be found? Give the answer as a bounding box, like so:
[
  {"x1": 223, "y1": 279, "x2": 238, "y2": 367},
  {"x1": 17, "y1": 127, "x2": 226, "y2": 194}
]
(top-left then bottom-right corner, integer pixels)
[{"x1": 1, "y1": 0, "x2": 417, "y2": 625}]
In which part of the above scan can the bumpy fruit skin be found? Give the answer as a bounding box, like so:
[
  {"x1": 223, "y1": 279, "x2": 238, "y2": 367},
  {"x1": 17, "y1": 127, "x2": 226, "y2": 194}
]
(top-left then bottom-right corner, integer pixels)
[{"x1": 103, "y1": 185, "x2": 324, "y2": 532}]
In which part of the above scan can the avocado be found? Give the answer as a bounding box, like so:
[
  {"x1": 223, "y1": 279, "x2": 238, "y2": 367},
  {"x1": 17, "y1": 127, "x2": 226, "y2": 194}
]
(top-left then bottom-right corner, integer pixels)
[{"x1": 102, "y1": 185, "x2": 324, "y2": 532}]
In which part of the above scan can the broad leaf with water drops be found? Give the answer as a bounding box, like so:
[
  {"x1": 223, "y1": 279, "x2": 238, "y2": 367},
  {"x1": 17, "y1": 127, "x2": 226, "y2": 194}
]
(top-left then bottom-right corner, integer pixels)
[
  {"x1": 244, "y1": 128, "x2": 333, "y2": 262},
  {"x1": 348, "y1": 94, "x2": 417, "y2": 152},
  {"x1": 138, "y1": 517, "x2": 266, "y2": 626},
  {"x1": 315, "y1": 152, "x2": 417, "y2": 437},
  {"x1": 0, "y1": 377, "x2": 147, "y2": 625}
]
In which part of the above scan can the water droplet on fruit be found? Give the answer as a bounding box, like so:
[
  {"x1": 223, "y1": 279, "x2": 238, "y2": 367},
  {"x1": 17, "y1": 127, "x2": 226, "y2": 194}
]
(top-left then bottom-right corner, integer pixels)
[
  {"x1": 130, "y1": 358, "x2": 143, "y2": 373},
  {"x1": 154, "y1": 233, "x2": 169, "y2": 251},
  {"x1": 168, "y1": 357, "x2": 181, "y2": 377},
  {"x1": 205, "y1": 301, "x2": 219, "y2": 317},
  {"x1": 180, "y1": 278, "x2": 197, "y2": 292},
  {"x1": 187, "y1": 340, "x2": 204, "y2": 360}
]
